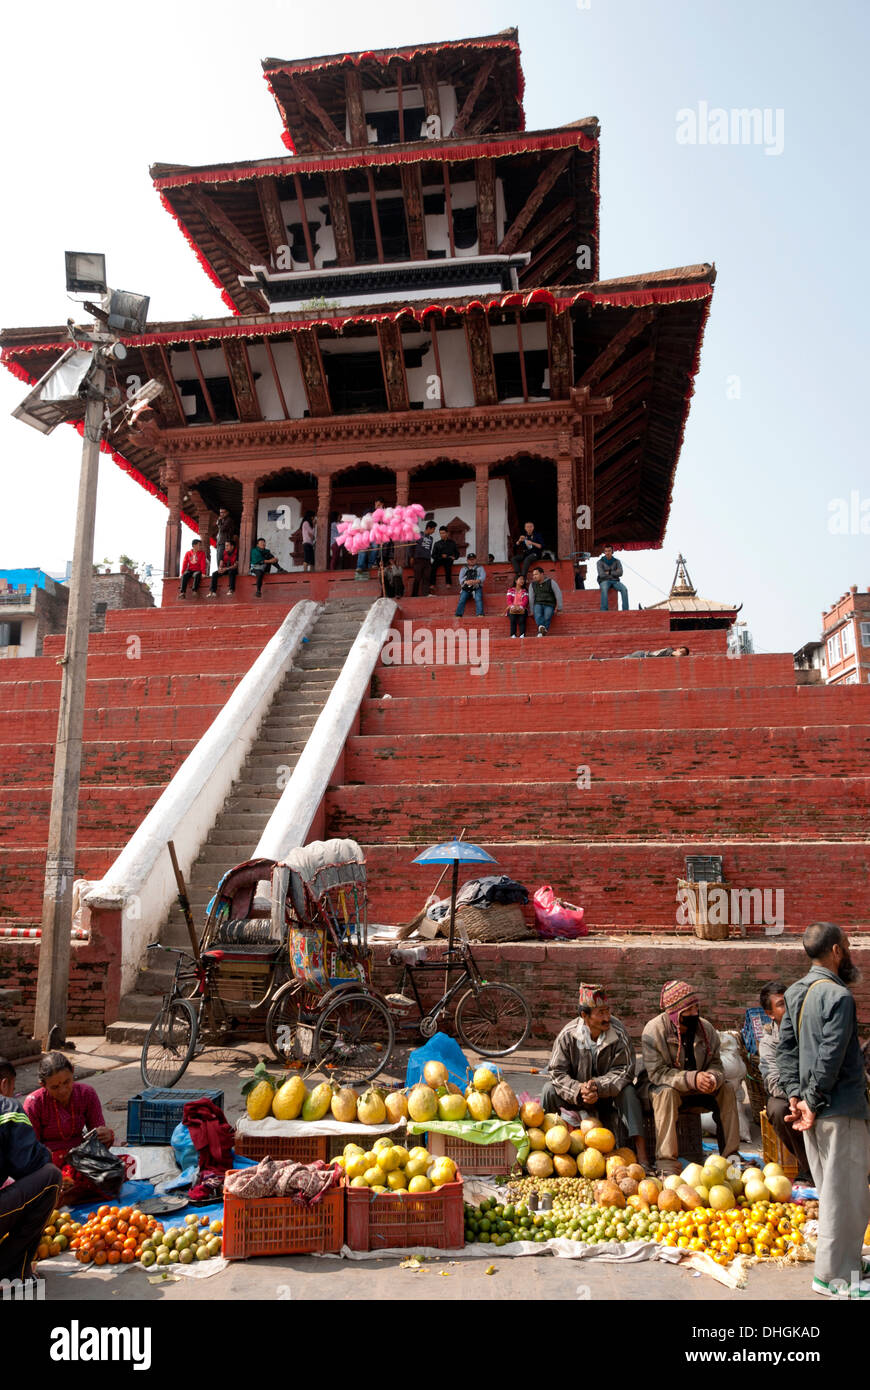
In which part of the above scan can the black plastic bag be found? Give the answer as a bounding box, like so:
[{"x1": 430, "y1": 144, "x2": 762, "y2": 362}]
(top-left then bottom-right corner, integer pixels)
[{"x1": 65, "y1": 1129, "x2": 125, "y2": 1198}]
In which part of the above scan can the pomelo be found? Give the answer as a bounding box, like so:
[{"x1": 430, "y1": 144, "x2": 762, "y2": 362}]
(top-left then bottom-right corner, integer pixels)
[
  {"x1": 584, "y1": 1127, "x2": 616, "y2": 1154},
  {"x1": 472, "y1": 1066, "x2": 498, "y2": 1093},
  {"x1": 709, "y1": 1184, "x2": 736, "y2": 1211},
  {"x1": 545, "y1": 1125, "x2": 571, "y2": 1155},
  {"x1": 568, "y1": 1129, "x2": 586, "y2": 1156},
  {"x1": 407, "y1": 1085, "x2": 438, "y2": 1122},
  {"x1": 579, "y1": 1148, "x2": 606, "y2": 1179},
  {"x1": 526, "y1": 1151, "x2": 555, "y2": 1178},
  {"x1": 437, "y1": 1093, "x2": 467, "y2": 1121},
  {"x1": 423, "y1": 1061, "x2": 449, "y2": 1088},
  {"x1": 527, "y1": 1127, "x2": 547, "y2": 1151},
  {"x1": 467, "y1": 1091, "x2": 492, "y2": 1122},
  {"x1": 553, "y1": 1153, "x2": 577, "y2": 1177},
  {"x1": 520, "y1": 1100, "x2": 545, "y2": 1128},
  {"x1": 491, "y1": 1081, "x2": 519, "y2": 1120}
]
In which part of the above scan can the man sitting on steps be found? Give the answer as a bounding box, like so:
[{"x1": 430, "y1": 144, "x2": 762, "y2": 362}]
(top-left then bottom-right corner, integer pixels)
[{"x1": 642, "y1": 979, "x2": 741, "y2": 1174}]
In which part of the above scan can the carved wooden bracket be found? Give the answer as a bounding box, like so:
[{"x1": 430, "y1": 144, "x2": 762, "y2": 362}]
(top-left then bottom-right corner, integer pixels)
[
  {"x1": 464, "y1": 310, "x2": 498, "y2": 407},
  {"x1": 399, "y1": 164, "x2": 427, "y2": 260},
  {"x1": 377, "y1": 320, "x2": 410, "y2": 413},
  {"x1": 295, "y1": 329, "x2": 332, "y2": 417},
  {"x1": 222, "y1": 340, "x2": 261, "y2": 423}
]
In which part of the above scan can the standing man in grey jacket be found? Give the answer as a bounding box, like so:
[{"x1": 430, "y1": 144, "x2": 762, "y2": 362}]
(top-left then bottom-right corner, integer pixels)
[{"x1": 778, "y1": 922, "x2": 870, "y2": 1299}]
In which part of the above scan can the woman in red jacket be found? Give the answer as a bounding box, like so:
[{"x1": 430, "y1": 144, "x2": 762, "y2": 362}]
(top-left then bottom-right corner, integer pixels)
[{"x1": 505, "y1": 573, "x2": 530, "y2": 638}]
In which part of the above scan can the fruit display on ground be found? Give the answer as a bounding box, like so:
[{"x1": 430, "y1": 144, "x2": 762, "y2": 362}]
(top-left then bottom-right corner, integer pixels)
[
  {"x1": 137, "y1": 1214, "x2": 224, "y2": 1267},
  {"x1": 518, "y1": 1109, "x2": 623, "y2": 1178},
  {"x1": 337, "y1": 1136, "x2": 456, "y2": 1194},
  {"x1": 36, "y1": 1209, "x2": 78, "y2": 1261},
  {"x1": 64, "y1": 1205, "x2": 162, "y2": 1265}
]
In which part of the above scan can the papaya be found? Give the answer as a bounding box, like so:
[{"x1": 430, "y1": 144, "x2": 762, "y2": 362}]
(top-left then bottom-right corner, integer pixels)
[{"x1": 301, "y1": 1081, "x2": 333, "y2": 1122}]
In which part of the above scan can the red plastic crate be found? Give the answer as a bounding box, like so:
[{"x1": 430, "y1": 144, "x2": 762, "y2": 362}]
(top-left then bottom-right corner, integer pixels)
[
  {"x1": 222, "y1": 1184, "x2": 344, "y2": 1260},
  {"x1": 344, "y1": 1173, "x2": 464, "y2": 1252},
  {"x1": 233, "y1": 1129, "x2": 329, "y2": 1164},
  {"x1": 427, "y1": 1131, "x2": 519, "y2": 1177}
]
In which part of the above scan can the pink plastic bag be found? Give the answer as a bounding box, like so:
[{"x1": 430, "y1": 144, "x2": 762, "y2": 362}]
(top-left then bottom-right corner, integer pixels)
[{"x1": 533, "y1": 885, "x2": 587, "y2": 939}]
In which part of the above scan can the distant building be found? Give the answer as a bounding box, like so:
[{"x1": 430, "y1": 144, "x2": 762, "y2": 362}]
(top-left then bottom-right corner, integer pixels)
[
  {"x1": 0, "y1": 567, "x2": 155, "y2": 658},
  {"x1": 822, "y1": 584, "x2": 870, "y2": 685},
  {"x1": 794, "y1": 639, "x2": 826, "y2": 680},
  {"x1": 645, "y1": 554, "x2": 741, "y2": 634}
]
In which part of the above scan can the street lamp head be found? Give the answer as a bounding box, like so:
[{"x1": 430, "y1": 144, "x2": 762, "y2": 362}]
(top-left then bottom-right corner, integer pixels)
[
  {"x1": 65, "y1": 251, "x2": 107, "y2": 295},
  {"x1": 106, "y1": 289, "x2": 150, "y2": 336}
]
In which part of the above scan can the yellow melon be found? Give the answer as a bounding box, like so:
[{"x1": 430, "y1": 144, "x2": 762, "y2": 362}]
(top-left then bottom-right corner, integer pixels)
[{"x1": 583, "y1": 1127, "x2": 616, "y2": 1154}]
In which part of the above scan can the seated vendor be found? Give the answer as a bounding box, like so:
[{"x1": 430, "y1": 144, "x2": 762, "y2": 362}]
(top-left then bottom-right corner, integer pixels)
[
  {"x1": 1, "y1": 1065, "x2": 62, "y2": 1283},
  {"x1": 641, "y1": 980, "x2": 741, "y2": 1175},
  {"x1": 541, "y1": 982, "x2": 649, "y2": 1167},
  {"x1": 757, "y1": 979, "x2": 812, "y2": 1184},
  {"x1": 23, "y1": 1051, "x2": 114, "y2": 1200}
]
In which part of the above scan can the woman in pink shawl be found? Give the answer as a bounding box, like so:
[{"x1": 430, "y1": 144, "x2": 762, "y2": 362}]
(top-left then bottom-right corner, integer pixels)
[{"x1": 24, "y1": 1052, "x2": 114, "y2": 1198}]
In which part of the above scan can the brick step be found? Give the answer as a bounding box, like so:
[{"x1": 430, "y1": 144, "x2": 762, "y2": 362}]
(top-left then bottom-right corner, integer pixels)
[
  {"x1": 0, "y1": 649, "x2": 263, "y2": 684},
  {"x1": 0, "y1": 674, "x2": 243, "y2": 710},
  {"x1": 7, "y1": 705, "x2": 226, "y2": 741},
  {"x1": 344, "y1": 726, "x2": 870, "y2": 783},
  {"x1": 0, "y1": 786, "x2": 165, "y2": 838},
  {"x1": 41, "y1": 623, "x2": 281, "y2": 659},
  {"x1": 0, "y1": 848, "x2": 117, "y2": 916},
  {"x1": 326, "y1": 777, "x2": 870, "y2": 842},
  {"x1": 105, "y1": 1020, "x2": 150, "y2": 1045},
  {"x1": 363, "y1": 685, "x2": 870, "y2": 736},
  {"x1": 372, "y1": 653, "x2": 795, "y2": 698},
  {"x1": 0, "y1": 739, "x2": 197, "y2": 784},
  {"x1": 116, "y1": 991, "x2": 165, "y2": 1024},
  {"x1": 207, "y1": 819, "x2": 275, "y2": 843},
  {"x1": 360, "y1": 841, "x2": 870, "y2": 928},
  {"x1": 391, "y1": 606, "x2": 724, "y2": 641}
]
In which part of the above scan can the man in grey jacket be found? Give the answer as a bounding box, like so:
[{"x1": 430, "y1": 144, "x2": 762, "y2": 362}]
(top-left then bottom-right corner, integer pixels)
[
  {"x1": 757, "y1": 979, "x2": 811, "y2": 1183},
  {"x1": 541, "y1": 982, "x2": 649, "y2": 1165},
  {"x1": 778, "y1": 922, "x2": 870, "y2": 1298},
  {"x1": 597, "y1": 545, "x2": 629, "y2": 611}
]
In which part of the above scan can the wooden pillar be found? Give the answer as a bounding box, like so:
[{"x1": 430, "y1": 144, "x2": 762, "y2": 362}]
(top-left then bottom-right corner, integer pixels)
[
  {"x1": 395, "y1": 469, "x2": 410, "y2": 507},
  {"x1": 556, "y1": 432, "x2": 575, "y2": 561},
  {"x1": 315, "y1": 474, "x2": 331, "y2": 572},
  {"x1": 194, "y1": 497, "x2": 217, "y2": 571},
  {"x1": 163, "y1": 470, "x2": 182, "y2": 578},
  {"x1": 474, "y1": 462, "x2": 490, "y2": 560},
  {"x1": 239, "y1": 479, "x2": 259, "y2": 571},
  {"x1": 579, "y1": 418, "x2": 595, "y2": 556}
]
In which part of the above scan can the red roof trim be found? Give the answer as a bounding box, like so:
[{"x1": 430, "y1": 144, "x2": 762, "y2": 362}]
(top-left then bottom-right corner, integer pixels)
[{"x1": 153, "y1": 128, "x2": 593, "y2": 193}]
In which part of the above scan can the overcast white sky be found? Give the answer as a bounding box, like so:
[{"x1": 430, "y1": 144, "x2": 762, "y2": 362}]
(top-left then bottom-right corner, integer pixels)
[{"x1": 1, "y1": 0, "x2": 867, "y2": 650}]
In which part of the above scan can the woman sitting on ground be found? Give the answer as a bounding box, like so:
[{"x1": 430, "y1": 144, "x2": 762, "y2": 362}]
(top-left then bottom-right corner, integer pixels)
[
  {"x1": 505, "y1": 573, "x2": 530, "y2": 638},
  {"x1": 24, "y1": 1052, "x2": 114, "y2": 1198}
]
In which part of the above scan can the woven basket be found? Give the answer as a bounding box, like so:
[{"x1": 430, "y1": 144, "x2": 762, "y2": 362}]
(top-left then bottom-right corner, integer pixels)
[
  {"x1": 422, "y1": 903, "x2": 532, "y2": 942},
  {"x1": 677, "y1": 878, "x2": 729, "y2": 941}
]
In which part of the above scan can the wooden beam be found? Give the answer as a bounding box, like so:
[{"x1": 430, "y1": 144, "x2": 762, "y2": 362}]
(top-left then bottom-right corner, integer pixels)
[
  {"x1": 515, "y1": 313, "x2": 529, "y2": 401},
  {"x1": 595, "y1": 346, "x2": 655, "y2": 397},
  {"x1": 184, "y1": 186, "x2": 264, "y2": 270},
  {"x1": 140, "y1": 345, "x2": 186, "y2": 427},
  {"x1": 466, "y1": 96, "x2": 503, "y2": 138},
  {"x1": 575, "y1": 308, "x2": 655, "y2": 390},
  {"x1": 419, "y1": 59, "x2": 442, "y2": 129},
  {"x1": 345, "y1": 67, "x2": 368, "y2": 146},
  {"x1": 526, "y1": 237, "x2": 576, "y2": 286},
  {"x1": 257, "y1": 177, "x2": 288, "y2": 263},
  {"x1": 377, "y1": 320, "x2": 410, "y2": 412},
  {"x1": 513, "y1": 196, "x2": 575, "y2": 257},
  {"x1": 222, "y1": 340, "x2": 261, "y2": 423},
  {"x1": 499, "y1": 149, "x2": 574, "y2": 255},
  {"x1": 323, "y1": 171, "x2": 354, "y2": 266},
  {"x1": 366, "y1": 169, "x2": 384, "y2": 263},
  {"x1": 264, "y1": 338, "x2": 290, "y2": 420},
  {"x1": 189, "y1": 343, "x2": 217, "y2": 423},
  {"x1": 400, "y1": 163, "x2": 427, "y2": 260},
  {"x1": 429, "y1": 320, "x2": 447, "y2": 407},
  {"x1": 452, "y1": 55, "x2": 497, "y2": 137},
  {"x1": 291, "y1": 173, "x2": 317, "y2": 268},
  {"x1": 521, "y1": 226, "x2": 574, "y2": 282},
  {"x1": 442, "y1": 163, "x2": 456, "y2": 258},
  {"x1": 547, "y1": 310, "x2": 573, "y2": 400},
  {"x1": 290, "y1": 75, "x2": 349, "y2": 148},
  {"x1": 475, "y1": 160, "x2": 497, "y2": 254},
  {"x1": 464, "y1": 309, "x2": 498, "y2": 406},
  {"x1": 295, "y1": 329, "x2": 332, "y2": 417},
  {"x1": 595, "y1": 412, "x2": 647, "y2": 465}
]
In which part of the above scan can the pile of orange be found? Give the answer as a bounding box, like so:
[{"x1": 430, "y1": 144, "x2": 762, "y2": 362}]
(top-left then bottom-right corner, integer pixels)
[
  {"x1": 68, "y1": 1205, "x2": 163, "y2": 1266},
  {"x1": 36, "y1": 1209, "x2": 79, "y2": 1260},
  {"x1": 655, "y1": 1199, "x2": 807, "y2": 1266}
]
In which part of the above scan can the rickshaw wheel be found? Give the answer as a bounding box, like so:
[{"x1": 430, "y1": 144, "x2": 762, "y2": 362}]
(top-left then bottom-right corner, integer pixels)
[
  {"x1": 454, "y1": 983, "x2": 531, "y2": 1057},
  {"x1": 140, "y1": 999, "x2": 198, "y2": 1088},
  {"x1": 312, "y1": 991, "x2": 395, "y2": 1085},
  {"x1": 265, "y1": 981, "x2": 308, "y2": 1064}
]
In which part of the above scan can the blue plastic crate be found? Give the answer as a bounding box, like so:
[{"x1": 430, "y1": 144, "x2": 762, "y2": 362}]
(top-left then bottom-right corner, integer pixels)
[{"x1": 126, "y1": 1088, "x2": 224, "y2": 1145}]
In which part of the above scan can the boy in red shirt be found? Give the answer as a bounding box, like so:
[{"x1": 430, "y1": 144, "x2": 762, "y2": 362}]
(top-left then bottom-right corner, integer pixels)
[{"x1": 179, "y1": 538, "x2": 208, "y2": 597}]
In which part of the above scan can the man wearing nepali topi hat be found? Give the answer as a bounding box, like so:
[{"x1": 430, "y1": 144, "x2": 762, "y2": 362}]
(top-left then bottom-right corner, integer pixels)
[
  {"x1": 541, "y1": 982, "x2": 650, "y2": 1167},
  {"x1": 641, "y1": 979, "x2": 741, "y2": 1175}
]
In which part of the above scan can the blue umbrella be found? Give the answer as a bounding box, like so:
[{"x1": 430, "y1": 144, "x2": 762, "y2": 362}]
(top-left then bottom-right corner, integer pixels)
[{"x1": 412, "y1": 840, "x2": 498, "y2": 973}]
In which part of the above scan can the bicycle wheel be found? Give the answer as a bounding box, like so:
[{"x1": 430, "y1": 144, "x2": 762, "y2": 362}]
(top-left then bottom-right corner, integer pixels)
[
  {"x1": 140, "y1": 999, "x2": 198, "y2": 1088},
  {"x1": 312, "y1": 991, "x2": 395, "y2": 1085},
  {"x1": 455, "y1": 982, "x2": 531, "y2": 1057},
  {"x1": 265, "y1": 982, "x2": 309, "y2": 1065}
]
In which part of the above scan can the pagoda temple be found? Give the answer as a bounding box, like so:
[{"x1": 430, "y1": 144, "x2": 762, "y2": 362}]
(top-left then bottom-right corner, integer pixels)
[{"x1": 1, "y1": 28, "x2": 714, "y2": 583}]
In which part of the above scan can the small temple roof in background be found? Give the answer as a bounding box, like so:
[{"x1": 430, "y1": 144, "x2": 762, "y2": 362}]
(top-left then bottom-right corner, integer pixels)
[
  {"x1": 260, "y1": 29, "x2": 526, "y2": 153},
  {"x1": 645, "y1": 554, "x2": 741, "y2": 615}
]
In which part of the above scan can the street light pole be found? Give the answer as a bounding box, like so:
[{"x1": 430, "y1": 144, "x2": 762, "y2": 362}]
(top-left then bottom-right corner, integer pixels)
[{"x1": 33, "y1": 352, "x2": 107, "y2": 1047}]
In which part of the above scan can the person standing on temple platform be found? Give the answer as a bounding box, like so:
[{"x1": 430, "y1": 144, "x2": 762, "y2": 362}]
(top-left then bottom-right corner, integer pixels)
[
  {"x1": 250, "y1": 537, "x2": 280, "y2": 597},
  {"x1": 179, "y1": 538, "x2": 207, "y2": 597},
  {"x1": 511, "y1": 521, "x2": 544, "y2": 578},
  {"x1": 215, "y1": 508, "x2": 234, "y2": 569},
  {"x1": 429, "y1": 526, "x2": 458, "y2": 592},
  {"x1": 528, "y1": 565, "x2": 563, "y2": 636},
  {"x1": 757, "y1": 979, "x2": 812, "y2": 1184},
  {"x1": 778, "y1": 922, "x2": 870, "y2": 1299},
  {"x1": 208, "y1": 538, "x2": 238, "y2": 597},
  {"x1": 411, "y1": 520, "x2": 436, "y2": 596},
  {"x1": 598, "y1": 545, "x2": 630, "y2": 611},
  {"x1": 355, "y1": 498, "x2": 386, "y2": 576},
  {"x1": 301, "y1": 511, "x2": 316, "y2": 572},
  {"x1": 455, "y1": 553, "x2": 486, "y2": 618}
]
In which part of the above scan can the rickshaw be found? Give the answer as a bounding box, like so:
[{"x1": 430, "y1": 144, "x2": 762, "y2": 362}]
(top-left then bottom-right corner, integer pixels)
[
  {"x1": 140, "y1": 855, "x2": 293, "y2": 1087},
  {"x1": 267, "y1": 839, "x2": 531, "y2": 1084}
]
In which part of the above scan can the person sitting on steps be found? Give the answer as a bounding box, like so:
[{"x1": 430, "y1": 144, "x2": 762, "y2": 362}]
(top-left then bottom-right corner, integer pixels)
[
  {"x1": 511, "y1": 521, "x2": 544, "y2": 578},
  {"x1": 455, "y1": 553, "x2": 485, "y2": 618},
  {"x1": 429, "y1": 526, "x2": 459, "y2": 592},
  {"x1": 250, "y1": 537, "x2": 280, "y2": 597},
  {"x1": 179, "y1": 538, "x2": 207, "y2": 597},
  {"x1": 528, "y1": 565, "x2": 563, "y2": 636},
  {"x1": 208, "y1": 537, "x2": 238, "y2": 596},
  {"x1": 598, "y1": 545, "x2": 630, "y2": 611}
]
